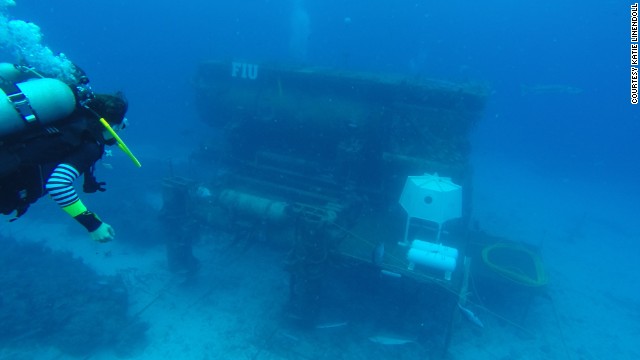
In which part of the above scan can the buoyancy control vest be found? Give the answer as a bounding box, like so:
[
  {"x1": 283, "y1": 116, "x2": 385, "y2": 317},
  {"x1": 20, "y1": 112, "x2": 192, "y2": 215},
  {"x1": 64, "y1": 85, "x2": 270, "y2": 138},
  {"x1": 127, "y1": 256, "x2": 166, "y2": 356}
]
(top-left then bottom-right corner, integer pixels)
[
  {"x1": 0, "y1": 64, "x2": 124, "y2": 218},
  {"x1": 0, "y1": 63, "x2": 87, "y2": 180}
]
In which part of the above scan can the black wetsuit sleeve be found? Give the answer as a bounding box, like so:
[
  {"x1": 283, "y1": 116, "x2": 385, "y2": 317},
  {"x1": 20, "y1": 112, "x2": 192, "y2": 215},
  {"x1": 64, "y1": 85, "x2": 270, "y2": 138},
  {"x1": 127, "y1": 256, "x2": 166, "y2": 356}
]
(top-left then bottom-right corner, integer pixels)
[{"x1": 61, "y1": 141, "x2": 103, "y2": 175}]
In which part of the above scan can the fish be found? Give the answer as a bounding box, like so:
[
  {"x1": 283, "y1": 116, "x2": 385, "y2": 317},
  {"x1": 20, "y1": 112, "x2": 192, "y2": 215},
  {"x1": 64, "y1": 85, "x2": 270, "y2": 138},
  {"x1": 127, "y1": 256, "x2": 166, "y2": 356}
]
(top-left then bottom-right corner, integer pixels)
[
  {"x1": 458, "y1": 303, "x2": 484, "y2": 328},
  {"x1": 372, "y1": 242, "x2": 385, "y2": 266},
  {"x1": 315, "y1": 321, "x2": 348, "y2": 329},
  {"x1": 380, "y1": 269, "x2": 402, "y2": 278},
  {"x1": 368, "y1": 335, "x2": 416, "y2": 345},
  {"x1": 520, "y1": 84, "x2": 583, "y2": 96},
  {"x1": 279, "y1": 332, "x2": 300, "y2": 342}
]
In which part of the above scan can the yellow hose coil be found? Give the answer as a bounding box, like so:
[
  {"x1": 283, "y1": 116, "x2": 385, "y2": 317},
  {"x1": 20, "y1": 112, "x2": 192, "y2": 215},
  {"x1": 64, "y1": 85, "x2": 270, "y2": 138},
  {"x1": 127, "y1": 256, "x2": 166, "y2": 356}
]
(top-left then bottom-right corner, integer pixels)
[{"x1": 481, "y1": 242, "x2": 548, "y2": 287}]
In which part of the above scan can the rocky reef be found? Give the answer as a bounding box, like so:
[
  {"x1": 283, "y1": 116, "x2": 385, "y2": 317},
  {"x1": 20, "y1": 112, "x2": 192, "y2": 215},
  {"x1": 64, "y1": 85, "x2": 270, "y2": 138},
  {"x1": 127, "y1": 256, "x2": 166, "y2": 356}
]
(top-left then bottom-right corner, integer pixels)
[{"x1": 0, "y1": 235, "x2": 147, "y2": 357}]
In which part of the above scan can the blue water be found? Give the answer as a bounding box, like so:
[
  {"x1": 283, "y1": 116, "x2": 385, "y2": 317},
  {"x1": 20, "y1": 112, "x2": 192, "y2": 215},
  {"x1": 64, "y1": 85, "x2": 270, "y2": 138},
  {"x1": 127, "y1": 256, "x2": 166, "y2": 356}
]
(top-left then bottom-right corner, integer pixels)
[
  {"x1": 8, "y1": 0, "x2": 637, "y2": 180},
  {"x1": 2, "y1": 1, "x2": 639, "y2": 359}
]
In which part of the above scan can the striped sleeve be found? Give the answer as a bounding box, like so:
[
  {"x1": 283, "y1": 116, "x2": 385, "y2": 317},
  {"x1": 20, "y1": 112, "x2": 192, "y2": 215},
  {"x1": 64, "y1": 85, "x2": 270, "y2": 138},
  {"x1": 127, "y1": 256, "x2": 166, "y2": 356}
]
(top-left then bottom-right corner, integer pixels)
[{"x1": 45, "y1": 163, "x2": 81, "y2": 207}]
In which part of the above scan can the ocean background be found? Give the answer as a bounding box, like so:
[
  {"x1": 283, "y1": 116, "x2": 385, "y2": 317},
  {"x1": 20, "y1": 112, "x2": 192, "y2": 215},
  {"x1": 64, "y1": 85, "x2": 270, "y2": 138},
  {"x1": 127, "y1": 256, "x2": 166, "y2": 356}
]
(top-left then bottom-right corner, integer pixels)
[
  {"x1": 1, "y1": 0, "x2": 639, "y2": 359},
  {"x1": 6, "y1": 0, "x2": 638, "y2": 177}
]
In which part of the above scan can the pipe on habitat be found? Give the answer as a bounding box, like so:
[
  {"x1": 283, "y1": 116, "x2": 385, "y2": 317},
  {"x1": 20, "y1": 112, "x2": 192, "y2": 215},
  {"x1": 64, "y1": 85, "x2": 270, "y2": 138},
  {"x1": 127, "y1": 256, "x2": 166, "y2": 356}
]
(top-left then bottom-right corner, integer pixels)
[{"x1": 218, "y1": 189, "x2": 290, "y2": 223}]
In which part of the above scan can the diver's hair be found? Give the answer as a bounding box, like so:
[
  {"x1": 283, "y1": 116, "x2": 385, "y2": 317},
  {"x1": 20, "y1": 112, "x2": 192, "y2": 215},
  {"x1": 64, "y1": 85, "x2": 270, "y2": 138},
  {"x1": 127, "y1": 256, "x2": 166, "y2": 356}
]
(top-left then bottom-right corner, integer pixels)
[{"x1": 86, "y1": 92, "x2": 128, "y2": 125}]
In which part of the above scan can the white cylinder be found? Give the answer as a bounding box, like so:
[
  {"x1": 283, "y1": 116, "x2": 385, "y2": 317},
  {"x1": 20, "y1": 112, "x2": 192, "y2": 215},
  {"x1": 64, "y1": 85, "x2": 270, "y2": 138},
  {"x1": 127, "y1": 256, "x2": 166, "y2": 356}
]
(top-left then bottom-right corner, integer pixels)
[
  {"x1": 0, "y1": 78, "x2": 76, "y2": 137},
  {"x1": 218, "y1": 189, "x2": 289, "y2": 223},
  {"x1": 411, "y1": 239, "x2": 459, "y2": 259},
  {"x1": 407, "y1": 247, "x2": 457, "y2": 272},
  {"x1": 0, "y1": 63, "x2": 29, "y2": 83}
]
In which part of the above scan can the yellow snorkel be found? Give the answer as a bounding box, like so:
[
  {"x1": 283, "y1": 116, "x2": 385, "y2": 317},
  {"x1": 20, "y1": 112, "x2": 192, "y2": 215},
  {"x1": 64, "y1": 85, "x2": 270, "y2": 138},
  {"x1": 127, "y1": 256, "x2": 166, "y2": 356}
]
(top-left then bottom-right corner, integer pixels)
[{"x1": 98, "y1": 117, "x2": 142, "y2": 168}]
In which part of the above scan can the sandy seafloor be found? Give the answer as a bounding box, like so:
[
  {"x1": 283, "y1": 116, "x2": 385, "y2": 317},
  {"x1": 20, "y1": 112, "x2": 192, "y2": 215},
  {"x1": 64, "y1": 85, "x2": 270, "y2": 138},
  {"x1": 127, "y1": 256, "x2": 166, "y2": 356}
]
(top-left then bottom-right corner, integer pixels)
[{"x1": 1, "y1": 152, "x2": 638, "y2": 360}]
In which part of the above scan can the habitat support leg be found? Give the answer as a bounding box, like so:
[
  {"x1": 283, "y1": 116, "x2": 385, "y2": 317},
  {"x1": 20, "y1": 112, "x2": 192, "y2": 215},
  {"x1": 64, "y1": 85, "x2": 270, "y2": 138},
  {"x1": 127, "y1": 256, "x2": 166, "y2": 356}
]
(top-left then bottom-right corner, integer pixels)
[
  {"x1": 165, "y1": 220, "x2": 200, "y2": 277},
  {"x1": 285, "y1": 212, "x2": 330, "y2": 327},
  {"x1": 160, "y1": 177, "x2": 200, "y2": 278},
  {"x1": 442, "y1": 256, "x2": 471, "y2": 356},
  {"x1": 399, "y1": 216, "x2": 412, "y2": 246}
]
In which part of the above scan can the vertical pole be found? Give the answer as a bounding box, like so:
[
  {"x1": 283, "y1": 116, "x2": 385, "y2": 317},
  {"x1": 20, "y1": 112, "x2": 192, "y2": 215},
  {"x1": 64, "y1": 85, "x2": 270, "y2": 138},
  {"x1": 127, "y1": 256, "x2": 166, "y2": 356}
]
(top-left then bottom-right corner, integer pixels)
[
  {"x1": 459, "y1": 256, "x2": 471, "y2": 305},
  {"x1": 436, "y1": 223, "x2": 443, "y2": 243},
  {"x1": 442, "y1": 256, "x2": 471, "y2": 356},
  {"x1": 400, "y1": 216, "x2": 411, "y2": 246}
]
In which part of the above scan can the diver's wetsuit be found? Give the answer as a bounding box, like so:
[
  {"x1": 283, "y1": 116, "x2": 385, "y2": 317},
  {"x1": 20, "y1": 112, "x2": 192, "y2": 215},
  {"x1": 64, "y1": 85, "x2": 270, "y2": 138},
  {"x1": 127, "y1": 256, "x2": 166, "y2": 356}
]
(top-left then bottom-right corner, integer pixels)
[{"x1": 0, "y1": 112, "x2": 104, "y2": 223}]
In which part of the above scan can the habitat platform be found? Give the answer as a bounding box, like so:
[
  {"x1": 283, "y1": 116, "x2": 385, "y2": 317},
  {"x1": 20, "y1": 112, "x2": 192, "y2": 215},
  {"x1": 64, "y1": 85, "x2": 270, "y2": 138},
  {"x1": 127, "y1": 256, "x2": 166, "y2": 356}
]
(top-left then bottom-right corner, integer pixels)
[{"x1": 180, "y1": 60, "x2": 491, "y2": 354}]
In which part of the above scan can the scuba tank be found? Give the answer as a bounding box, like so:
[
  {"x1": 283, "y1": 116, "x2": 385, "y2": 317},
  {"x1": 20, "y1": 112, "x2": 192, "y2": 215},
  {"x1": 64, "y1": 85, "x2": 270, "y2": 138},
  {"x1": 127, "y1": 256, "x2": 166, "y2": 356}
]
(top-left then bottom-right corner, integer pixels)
[
  {"x1": 0, "y1": 62, "x2": 141, "y2": 167},
  {"x1": 0, "y1": 63, "x2": 78, "y2": 138},
  {"x1": 0, "y1": 63, "x2": 36, "y2": 83}
]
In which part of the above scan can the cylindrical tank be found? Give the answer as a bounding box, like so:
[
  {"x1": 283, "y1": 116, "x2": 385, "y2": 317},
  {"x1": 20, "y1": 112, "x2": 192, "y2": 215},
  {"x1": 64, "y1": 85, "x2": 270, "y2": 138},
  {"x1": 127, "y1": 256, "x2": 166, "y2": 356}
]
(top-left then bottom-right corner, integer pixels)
[
  {"x1": 407, "y1": 247, "x2": 457, "y2": 273},
  {"x1": 411, "y1": 239, "x2": 459, "y2": 259},
  {"x1": 218, "y1": 189, "x2": 290, "y2": 223},
  {"x1": 0, "y1": 78, "x2": 76, "y2": 137},
  {"x1": 0, "y1": 63, "x2": 35, "y2": 83}
]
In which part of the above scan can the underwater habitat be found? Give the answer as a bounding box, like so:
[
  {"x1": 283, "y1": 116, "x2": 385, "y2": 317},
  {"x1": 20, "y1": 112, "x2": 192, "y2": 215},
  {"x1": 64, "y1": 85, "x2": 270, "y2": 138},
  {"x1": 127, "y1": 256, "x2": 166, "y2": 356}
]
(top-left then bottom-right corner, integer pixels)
[{"x1": 0, "y1": 0, "x2": 638, "y2": 359}]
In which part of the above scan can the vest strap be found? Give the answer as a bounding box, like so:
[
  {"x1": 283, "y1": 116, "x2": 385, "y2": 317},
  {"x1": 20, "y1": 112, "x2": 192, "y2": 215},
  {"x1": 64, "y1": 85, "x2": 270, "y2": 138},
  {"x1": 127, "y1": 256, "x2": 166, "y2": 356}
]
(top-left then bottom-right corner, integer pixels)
[{"x1": 0, "y1": 76, "x2": 39, "y2": 126}]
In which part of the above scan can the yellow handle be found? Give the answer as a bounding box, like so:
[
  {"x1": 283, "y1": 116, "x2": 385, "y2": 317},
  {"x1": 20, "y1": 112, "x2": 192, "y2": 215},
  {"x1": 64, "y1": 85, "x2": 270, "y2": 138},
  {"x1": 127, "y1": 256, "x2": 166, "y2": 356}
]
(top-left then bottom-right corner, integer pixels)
[{"x1": 99, "y1": 117, "x2": 142, "y2": 168}]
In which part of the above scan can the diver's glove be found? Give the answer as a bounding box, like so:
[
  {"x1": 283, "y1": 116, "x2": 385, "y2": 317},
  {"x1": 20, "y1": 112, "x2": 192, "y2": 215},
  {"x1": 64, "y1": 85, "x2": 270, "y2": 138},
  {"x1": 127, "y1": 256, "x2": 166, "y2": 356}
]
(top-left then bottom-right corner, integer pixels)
[
  {"x1": 83, "y1": 179, "x2": 107, "y2": 193},
  {"x1": 83, "y1": 171, "x2": 106, "y2": 193}
]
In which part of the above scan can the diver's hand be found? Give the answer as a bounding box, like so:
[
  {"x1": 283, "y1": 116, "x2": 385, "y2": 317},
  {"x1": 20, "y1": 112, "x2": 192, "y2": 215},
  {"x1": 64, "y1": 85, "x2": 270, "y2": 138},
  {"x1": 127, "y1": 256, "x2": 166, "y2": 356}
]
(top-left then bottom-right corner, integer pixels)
[{"x1": 90, "y1": 222, "x2": 116, "y2": 243}]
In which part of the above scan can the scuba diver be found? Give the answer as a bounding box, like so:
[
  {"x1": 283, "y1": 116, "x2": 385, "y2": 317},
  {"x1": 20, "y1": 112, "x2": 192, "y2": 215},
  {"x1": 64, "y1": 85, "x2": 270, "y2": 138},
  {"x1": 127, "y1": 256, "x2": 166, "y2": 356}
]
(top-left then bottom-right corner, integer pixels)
[{"x1": 0, "y1": 63, "x2": 140, "y2": 242}]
